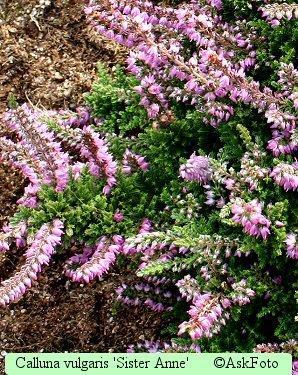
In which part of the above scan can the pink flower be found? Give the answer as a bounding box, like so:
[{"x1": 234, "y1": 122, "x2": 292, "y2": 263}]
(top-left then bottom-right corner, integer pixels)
[
  {"x1": 147, "y1": 103, "x2": 160, "y2": 118},
  {"x1": 180, "y1": 154, "x2": 212, "y2": 184},
  {"x1": 231, "y1": 198, "x2": 271, "y2": 240},
  {"x1": 122, "y1": 149, "x2": 149, "y2": 174},
  {"x1": 0, "y1": 220, "x2": 64, "y2": 306},
  {"x1": 113, "y1": 210, "x2": 124, "y2": 223},
  {"x1": 285, "y1": 233, "x2": 298, "y2": 260},
  {"x1": 271, "y1": 162, "x2": 298, "y2": 191}
]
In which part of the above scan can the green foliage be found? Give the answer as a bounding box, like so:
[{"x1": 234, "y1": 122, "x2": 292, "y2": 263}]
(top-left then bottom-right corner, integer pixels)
[
  {"x1": 85, "y1": 63, "x2": 150, "y2": 136},
  {"x1": 7, "y1": 92, "x2": 18, "y2": 109},
  {"x1": 13, "y1": 172, "x2": 112, "y2": 245},
  {"x1": 251, "y1": 18, "x2": 298, "y2": 86},
  {"x1": 13, "y1": 170, "x2": 148, "y2": 247}
]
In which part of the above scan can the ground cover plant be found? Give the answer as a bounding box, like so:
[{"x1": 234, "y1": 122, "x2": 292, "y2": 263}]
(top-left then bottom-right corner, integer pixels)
[{"x1": 0, "y1": 0, "x2": 297, "y2": 371}]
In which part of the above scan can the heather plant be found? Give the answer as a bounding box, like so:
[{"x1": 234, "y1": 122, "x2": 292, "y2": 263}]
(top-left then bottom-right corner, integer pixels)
[
  {"x1": 123, "y1": 139, "x2": 297, "y2": 351},
  {"x1": 85, "y1": 0, "x2": 297, "y2": 157},
  {"x1": 0, "y1": 0, "x2": 297, "y2": 361},
  {"x1": 82, "y1": 0, "x2": 297, "y2": 354}
]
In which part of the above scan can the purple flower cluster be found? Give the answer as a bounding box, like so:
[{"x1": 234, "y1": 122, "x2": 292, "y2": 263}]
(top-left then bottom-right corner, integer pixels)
[
  {"x1": 239, "y1": 149, "x2": 268, "y2": 191},
  {"x1": 1, "y1": 104, "x2": 118, "y2": 202},
  {"x1": 176, "y1": 275, "x2": 255, "y2": 340},
  {"x1": 1, "y1": 104, "x2": 70, "y2": 207},
  {"x1": 259, "y1": 4, "x2": 298, "y2": 26},
  {"x1": 266, "y1": 110, "x2": 297, "y2": 157},
  {"x1": 180, "y1": 154, "x2": 212, "y2": 184},
  {"x1": 138, "y1": 218, "x2": 152, "y2": 234},
  {"x1": 116, "y1": 283, "x2": 173, "y2": 312},
  {"x1": 0, "y1": 219, "x2": 64, "y2": 306},
  {"x1": 204, "y1": 186, "x2": 225, "y2": 207},
  {"x1": 58, "y1": 106, "x2": 93, "y2": 128},
  {"x1": 79, "y1": 126, "x2": 117, "y2": 194},
  {"x1": 254, "y1": 339, "x2": 297, "y2": 355},
  {"x1": 178, "y1": 149, "x2": 297, "y2": 254},
  {"x1": 114, "y1": 228, "x2": 252, "y2": 341},
  {"x1": 64, "y1": 235, "x2": 124, "y2": 283},
  {"x1": 122, "y1": 218, "x2": 153, "y2": 255},
  {"x1": 230, "y1": 279, "x2": 255, "y2": 305},
  {"x1": 285, "y1": 233, "x2": 298, "y2": 260},
  {"x1": 178, "y1": 291, "x2": 229, "y2": 340},
  {"x1": 125, "y1": 230, "x2": 239, "y2": 282},
  {"x1": 122, "y1": 149, "x2": 149, "y2": 174},
  {"x1": 54, "y1": 113, "x2": 117, "y2": 194},
  {"x1": 143, "y1": 275, "x2": 172, "y2": 287},
  {"x1": 0, "y1": 137, "x2": 41, "y2": 207},
  {"x1": 113, "y1": 210, "x2": 124, "y2": 222},
  {"x1": 63, "y1": 244, "x2": 96, "y2": 269},
  {"x1": 84, "y1": 0, "x2": 259, "y2": 126},
  {"x1": 183, "y1": 146, "x2": 296, "y2": 212},
  {"x1": 277, "y1": 63, "x2": 298, "y2": 108},
  {"x1": 231, "y1": 198, "x2": 271, "y2": 240},
  {"x1": 176, "y1": 275, "x2": 201, "y2": 302},
  {"x1": 123, "y1": 230, "x2": 190, "y2": 269},
  {"x1": 270, "y1": 162, "x2": 298, "y2": 192},
  {"x1": 0, "y1": 221, "x2": 27, "y2": 252}
]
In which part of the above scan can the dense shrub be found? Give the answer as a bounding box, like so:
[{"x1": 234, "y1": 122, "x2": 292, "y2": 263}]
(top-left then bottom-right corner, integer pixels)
[{"x1": 0, "y1": 0, "x2": 297, "y2": 361}]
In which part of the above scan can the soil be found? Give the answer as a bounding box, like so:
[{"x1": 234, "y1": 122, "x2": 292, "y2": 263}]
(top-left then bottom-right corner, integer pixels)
[
  {"x1": 0, "y1": 165, "x2": 25, "y2": 229},
  {"x1": 0, "y1": 0, "x2": 126, "y2": 113},
  {"x1": 0, "y1": 1, "x2": 164, "y2": 373}
]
